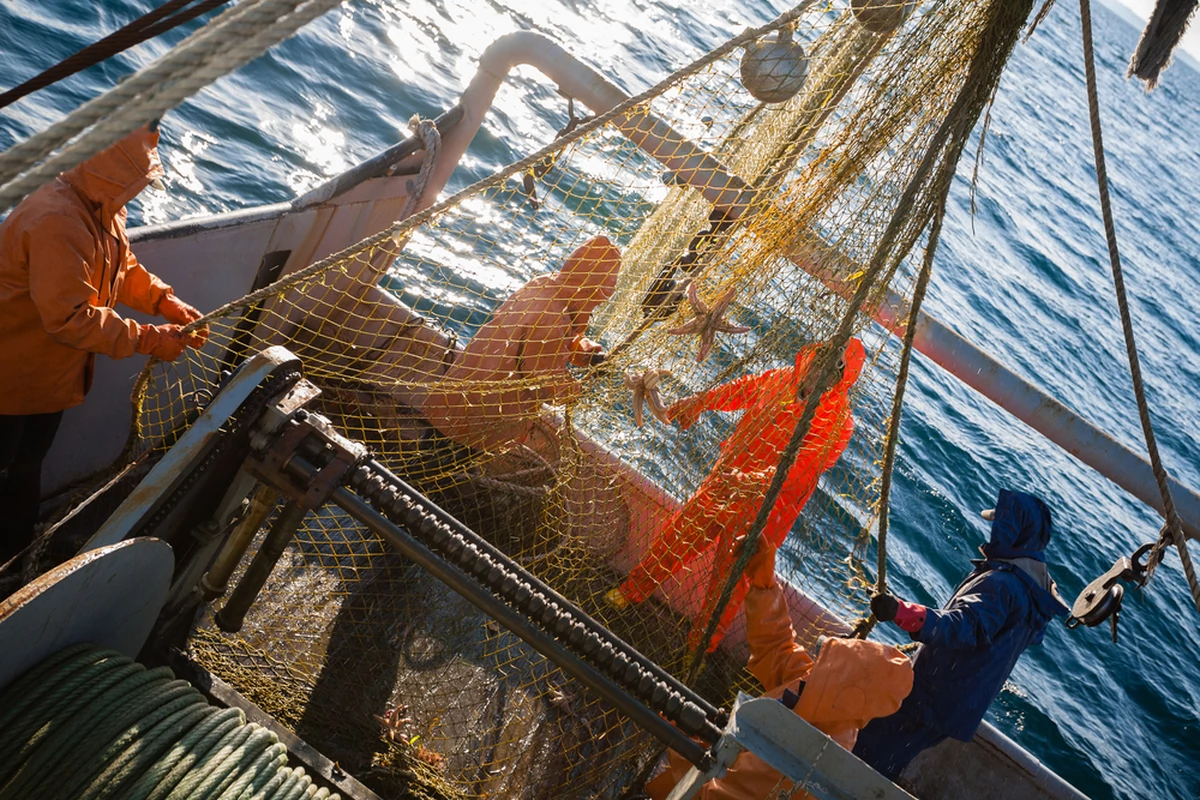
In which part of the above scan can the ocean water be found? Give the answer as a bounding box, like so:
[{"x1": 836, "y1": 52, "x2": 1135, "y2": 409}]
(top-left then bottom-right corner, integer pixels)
[{"x1": 2, "y1": 1, "x2": 1199, "y2": 798}]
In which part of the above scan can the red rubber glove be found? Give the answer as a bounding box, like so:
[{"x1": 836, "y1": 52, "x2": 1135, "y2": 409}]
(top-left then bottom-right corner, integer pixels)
[
  {"x1": 157, "y1": 291, "x2": 209, "y2": 347},
  {"x1": 136, "y1": 324, "x2": 189, "y2": 361},
  {"x1": 893, "y1": 600, "x2": 927, "y2": 633},
  {"x1": 871, "y1": 594, "x2": 927, "y2": 633},
  {"x1": 157, "y1": 291, "x2": 203, "y2": 326}
]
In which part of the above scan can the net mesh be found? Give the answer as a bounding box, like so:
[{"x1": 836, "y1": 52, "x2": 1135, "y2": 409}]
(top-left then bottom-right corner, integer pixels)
[{"x1": 124, "y1": 0, "x2": 1033, "y2": 796}]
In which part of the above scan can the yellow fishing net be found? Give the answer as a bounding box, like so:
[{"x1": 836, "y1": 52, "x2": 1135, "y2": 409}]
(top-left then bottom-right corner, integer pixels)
[{"x1": 128, "y1": 0, "x2": 1034, "y2": 796}]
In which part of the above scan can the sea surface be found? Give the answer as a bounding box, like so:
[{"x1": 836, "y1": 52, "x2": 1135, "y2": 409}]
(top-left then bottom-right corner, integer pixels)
[{"x1": 3, "y1": 1, "x2": 1199, "y2": 798}]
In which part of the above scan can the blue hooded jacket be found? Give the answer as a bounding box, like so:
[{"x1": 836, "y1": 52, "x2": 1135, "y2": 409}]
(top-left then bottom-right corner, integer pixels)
[{"x1": 896, "y1": 490, "x2": 1069, "y2": 741}]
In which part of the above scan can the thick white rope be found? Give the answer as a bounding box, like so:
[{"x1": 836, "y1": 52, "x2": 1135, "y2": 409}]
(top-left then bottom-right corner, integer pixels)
[{"x1": 0, "y1": 0, "x2": 346, "y2": 212}]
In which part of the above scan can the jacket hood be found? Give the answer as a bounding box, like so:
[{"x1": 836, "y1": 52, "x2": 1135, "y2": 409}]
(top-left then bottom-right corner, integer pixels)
[
  {"x1": 999, "y1": 557, "x2": 1071, "y2": 617},
  {"x1": 794, "y1": 637, "x2": 912, "y2": 737},
  {"x1": 792, "y1": 336, "x2": 866, "y2": 396},
  {"x1": 63, "y1": 126, "x2": 162, "y2": 215},
  {"x1": 981, "y1": 488, "x2": 1053, "y2": 562},
  {"x1": 838, "y1": 337, "x2": 866, "y2": 391}
]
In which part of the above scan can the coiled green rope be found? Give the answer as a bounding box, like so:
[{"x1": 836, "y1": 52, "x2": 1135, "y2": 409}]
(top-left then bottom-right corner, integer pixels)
[{"x1": 0, "y1": 645, "x2": 339, "y2": 800}]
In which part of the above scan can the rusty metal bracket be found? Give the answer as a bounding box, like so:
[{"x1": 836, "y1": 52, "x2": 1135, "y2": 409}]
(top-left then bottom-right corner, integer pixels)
[{"x1": 249, "y1": 409, "x2": 368, "y2": 511}]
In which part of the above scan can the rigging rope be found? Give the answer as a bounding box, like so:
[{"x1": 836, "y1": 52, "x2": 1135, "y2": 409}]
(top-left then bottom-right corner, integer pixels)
[
  {"x1": 684, "y1": 0, "x2": 1035, "y2": 677},
  {"x1": 0, "y1": 0, "x2": 346, "y2": 214},
  {"x1": 684, "y1": 80, "x2": 971, "y2": 682},
  {"x1": 1078, "y1": 0, "x2": 1200, "y2": 614},
  {"x1": 151, "y1": 0, "x2": 824, "y2": 338},
  {"x1": 0, "y1": 644, "x2": 339, "y2": 800},
  {"x1": 0, "y1": 0, "x2": 233, "y2": 111},
  {"x1": 853, "y1": 197, "x2": 946, "y2": 641}
]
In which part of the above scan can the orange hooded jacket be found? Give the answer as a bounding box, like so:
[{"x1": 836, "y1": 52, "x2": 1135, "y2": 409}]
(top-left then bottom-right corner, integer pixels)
[
  {"x1": 645, "y1": 558, "x2": 913, "y2": 800},
  {"x1": 0, "y1": 126, "x2": 173, "y2": 415},
  {"x1": 621, "y1": 339, "x2": 866, "y2": 649}
]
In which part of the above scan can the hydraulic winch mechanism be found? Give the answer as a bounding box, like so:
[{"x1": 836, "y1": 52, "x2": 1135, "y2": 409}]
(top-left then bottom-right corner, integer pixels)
[{"x1": 85, "y1": 348, "x2": 916, "y2": 800}]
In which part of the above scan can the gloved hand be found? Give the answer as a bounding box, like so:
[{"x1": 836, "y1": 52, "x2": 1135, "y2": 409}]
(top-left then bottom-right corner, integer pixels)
[
  {"x1": 718, "y1": 467, "x2": 772, "y2": 503},
  {"x1": 157, "y1": 292, "x2": 209, "y2": 347},
  {"x1": 157, "y1": 291, "x2": 204, "y2": 326},
  {"x1": 569, "y1": 335, "x2": 606, "y2": 368},
  {"x1": 870, "y1": 594, "x2": 899, "y2": 622},
  {"x1": 136, "y1": 323, "x2": 192, "y2": 361},
  {"x1": 666, "y1": 395, "x2": 704, "y2": 429},
  {"x1": 871, "y1": 593, "x2": 927, "y2": 633},
  {"x1": 746, "y1": 537, "x2": 777, "y2": 589}
]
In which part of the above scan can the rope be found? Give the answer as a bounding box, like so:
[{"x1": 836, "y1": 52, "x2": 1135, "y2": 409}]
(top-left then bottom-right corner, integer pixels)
[
  {"x1": 398, "y1": 115, "x2": 442, "y2": 221},
  {"x1": 1078, "y1": 0, "x2": 1200, "y2": 614},
  {"x1": 108, "y1": 1, "x2": 835, "y2": 468},
  {"x1": 853, "y1": 197, "x2": 946, "y2": 640},
  {"x1": 471, "y1": 444, "x2": 557, "y2": 499},
  {"x1": 0, "y1": 0, "x2": 233, "y2": 111},
  {"x1": 0, "y1": 647, "x2": 340, "y2": 800},
  {"x1": 683, "y1": 0, "x2": 1034, "y2": 677},
  {"x1": 683, "y1": 100, "x2": 963, "y2": 682},
  {"x1": 169, "y1": 1, "x2": 824, "y2": 336},
  {"x1": 0, "y1": 0, "x2": 347, "y2": 213}
]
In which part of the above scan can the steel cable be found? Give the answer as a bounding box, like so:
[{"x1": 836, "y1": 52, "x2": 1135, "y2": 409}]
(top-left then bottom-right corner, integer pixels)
[
  {"x1": 0, "y1": 0, "x2": 233, "y2": 111},
  {"x1": 0, "y1": 0, "x2": 346, "y2": 213}
]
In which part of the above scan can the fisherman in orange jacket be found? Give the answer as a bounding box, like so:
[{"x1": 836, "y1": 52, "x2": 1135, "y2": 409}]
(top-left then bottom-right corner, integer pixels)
[
  {"x1": 643, "y1": 540, "x2": 913, "y2": 799},
  {"x1": 0, "y1": 122, "x2": 205, "y2": 564},
  {"x1": 607, "y1": 338, "x2": 865, "y2": 652}
]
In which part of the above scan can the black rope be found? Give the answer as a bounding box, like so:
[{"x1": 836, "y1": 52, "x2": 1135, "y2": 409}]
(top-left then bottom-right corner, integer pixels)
[{"x1": 0, "y1": 0, "x2": 232, "y2": 111}]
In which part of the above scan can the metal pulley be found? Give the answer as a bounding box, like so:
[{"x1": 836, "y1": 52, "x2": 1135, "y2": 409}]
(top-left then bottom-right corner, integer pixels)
[
  {"x1": 740, "y1": 26, "x2": 809, "y2": 104},
  {"x1": 1066, "y1": 543, "x2": 1155, "y2": 643}
]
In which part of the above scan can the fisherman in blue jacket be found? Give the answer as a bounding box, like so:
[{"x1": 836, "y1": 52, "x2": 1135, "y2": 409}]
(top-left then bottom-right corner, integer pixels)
[{"x1": 852, "y1": 488, "x2": 1070, "y2": 781}]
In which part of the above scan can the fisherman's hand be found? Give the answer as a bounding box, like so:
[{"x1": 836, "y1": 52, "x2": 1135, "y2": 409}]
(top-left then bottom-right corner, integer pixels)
[
  {"x1": 569, "y1": 335, "x2": 605, "y2": 367},
  {"x1": 667, "y1": 395, "x2": 704, "y2": 429},
  {"x1": 183, "y1": 325, "x2": 209, "y2": 348},
  {"x1": 726, "y1": 467, "x2": 772, "y2": 496},
  {"x1": 136, "y1": 324, "x2": 190, "y2": 361},
  {"x1": 158, "y1": 291, "x2": 204, "y2": 326},
  {"x1": 746, "y1": 536, "x2": 778, "y2": 589},
  {"x1": 871, "y1": 594, "x2": 927, "y2": 633},
  {"x1": 870, "y1": 594, "x2": 899, "y2": 622}
]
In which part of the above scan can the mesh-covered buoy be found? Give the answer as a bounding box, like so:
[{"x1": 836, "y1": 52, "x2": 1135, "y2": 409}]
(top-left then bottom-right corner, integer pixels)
[
  {"x1": 740, "y1": 28, "x2": 809, "y2": 104},
  {"x1": 851, "y1": 0, "x2": 914, "y2": 36}
]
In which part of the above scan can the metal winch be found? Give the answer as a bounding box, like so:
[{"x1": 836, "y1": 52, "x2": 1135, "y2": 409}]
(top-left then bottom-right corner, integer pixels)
[{"x1": 78, "y1": 347, "x2": 916, "y2": 800}]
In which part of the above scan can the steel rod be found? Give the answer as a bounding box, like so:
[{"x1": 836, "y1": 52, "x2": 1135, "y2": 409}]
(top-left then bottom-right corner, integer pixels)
[
  {"x1": 215, "y1": 500, "x2": 306, "y2": 632},
  {"x1": 327, "y1": 480, "x2": 713, "y2": 766}
]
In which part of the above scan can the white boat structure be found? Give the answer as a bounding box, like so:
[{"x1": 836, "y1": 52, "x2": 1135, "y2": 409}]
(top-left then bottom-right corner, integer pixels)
[{"x1": 2, "y1": 1, "x2": 1196, "y2": 799}]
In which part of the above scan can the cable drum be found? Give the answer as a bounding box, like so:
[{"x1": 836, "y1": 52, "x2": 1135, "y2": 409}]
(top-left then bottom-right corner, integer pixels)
[{"x1": 0, "y1": 644, "x2": 339, "y2": 800}]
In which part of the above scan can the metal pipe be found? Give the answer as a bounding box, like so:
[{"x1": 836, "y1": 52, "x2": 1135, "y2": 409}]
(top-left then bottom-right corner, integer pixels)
[
  {"x1": 909, "y1": 309, "x2": 1200, "y2": 541},
  {"x1": 201, "y1": 484, "x2": 279, "y2": 600},
  {"x1": 427, "y1": 31, "x2": 751, "y2": 215},
  {"x1": 786, "y1": 239, "x2": 1200, "y2": 540},
  {"x1": 291, "y1": 105, "x2": 465, "y2": 209},
  {"x1": 215, "y1": 500, "x2": 307, "y2": 632},
  {"x1": 420, "y1": 31, "x2": 1200, "y2": 539},
  {"x1": 326, "y1": 480, "x2": 713, "y2": 767}
]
